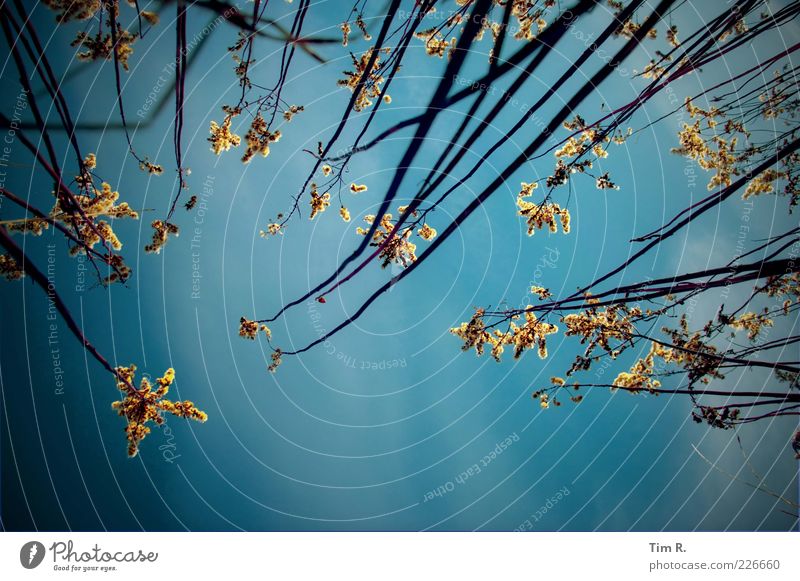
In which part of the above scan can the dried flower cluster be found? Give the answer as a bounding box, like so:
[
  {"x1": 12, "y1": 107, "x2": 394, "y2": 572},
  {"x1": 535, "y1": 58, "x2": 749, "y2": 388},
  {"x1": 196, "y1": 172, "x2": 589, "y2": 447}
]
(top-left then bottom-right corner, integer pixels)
[
  {"x1": 209, "y1": 109, "x2": 242, "y2": 155},
  {"x1": 414, "y1": 29, "x2": 457, "y2": 58},
  {"x1": 0, "y1": 254, "x2": 24, "y2": 280},
  {"x1": 516, "y1": 181, "x2": 571, "y2": 235},
  {"x1": 5, "y1": 154, "x2": 138, "y2": 283},
  {"x1": 309, "y1": 184, "x2": 331, "y2": 220},
  {"x1": 451, "y1": 307, "x2": 559, "y2": 362},
  {"x1": 242, "y1": 113, "x2": 282, "y2": 163},
  {"x1": 43, "y1": 0, "x2": 101, "y2": 22},
  {"x1": 112, "y1": 365, "x2": 207, "y2": 457},
  {"x1": 672, "y1": 95, "x2": 799, "y2": 206},
  {"x1": 145, "y1": 220, "x2": 180, "y2": 254},
  {"x1": 563, "y1": 304, "x2": 640, "y2": 361},
  {"x1": 337, "y1": 47, "x2": 391, "y2": 112},
  {"x1": 354, "y1": 206, "x2": 438, "y2": 269},
  {"x1": 260, "y1": 223, "x2": 283, "y2": 237},
  {"x1": 72, "y1": 27, "x2": 137, "y2": 70},
  {"x1": 239, "y1": 317, "x2": 271, "y2": 340}
]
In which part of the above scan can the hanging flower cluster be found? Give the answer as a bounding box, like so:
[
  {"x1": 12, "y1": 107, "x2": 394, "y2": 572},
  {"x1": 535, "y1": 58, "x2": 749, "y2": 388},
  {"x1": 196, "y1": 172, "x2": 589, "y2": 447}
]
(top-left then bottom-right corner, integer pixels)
[
  {"x1": 451, "y1": 307, "x2": 559, "y2": 362},
  {"x1": 672, "y1": 95, "x2": 799, "y2": 205},
  {"x1": 337, "y1": 47, "x2": 391, "y2": 112},
  {"x1": 112, "y1": 365, "x2": 207, "y2": 457},
  {"x1": 414, "y1": 29, "x2": 457, "y2": 58},
  {"x1": 309, "y1": 184, "x2": 331, "y2": 220},
  {"x1": 239, "y1": 317, "x2": 271, "y2": 340},
  {"x1": 356, "y1": 213, "x2": 417, "y2": 268},
  {"x1": 72, "y1": 27, "x2": 137, "y2": 70},
  {"x1": 208, "y1": 108, "x2": 242, "y2": 155},
  {"x1": 0, "y1": 254, "x2": 24, "y2": 280},
  {"x1": 341, "y1": 12, "x2": 371, "y2": 47},
  {"x1": 260, "y1": 223, "x2": 283, "y2": 237},
  {"x1": 144, "y1": 220, "x2": 180, "y2": 254},
  {"x1": 4, "y1": 154, "x2": 137, "y2": 283},
  {"x1": 721, "y1": 310, "x2": 774, "y2": 341},
  {"x1": 354, "y1": 207, "x2": 437, "y2": 269},
  {"x1": 46, "y1": 0, "x2": 152, "y2": 71},
  {"x1": 242, "y1": 113, "x2": 282, "y2": 163},
  {"x1": 562, "y1": 303, "x2": 640, "y2": 360},
  {"x1": 43, "y1": 0, "x2": 101, "y2": 22},
  {"x1": 548, "y1": 115, "x2": 628, "y2": 193},
  {"x1": 516, "y1": 181, "x2": 571, "y2": 235}
]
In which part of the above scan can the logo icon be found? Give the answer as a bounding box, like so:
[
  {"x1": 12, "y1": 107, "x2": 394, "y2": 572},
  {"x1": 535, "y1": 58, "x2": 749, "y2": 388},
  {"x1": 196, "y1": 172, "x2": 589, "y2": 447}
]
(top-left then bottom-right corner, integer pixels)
[{"x1": 20, "y1": 541, "x2": 46, "y2": 569}]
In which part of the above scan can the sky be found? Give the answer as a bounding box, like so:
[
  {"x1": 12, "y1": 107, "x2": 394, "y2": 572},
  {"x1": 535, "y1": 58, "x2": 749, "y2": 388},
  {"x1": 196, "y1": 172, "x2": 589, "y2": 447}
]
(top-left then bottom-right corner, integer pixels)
[{"x1": 1, "y1": 0, "x2": 798, "y2": 531}]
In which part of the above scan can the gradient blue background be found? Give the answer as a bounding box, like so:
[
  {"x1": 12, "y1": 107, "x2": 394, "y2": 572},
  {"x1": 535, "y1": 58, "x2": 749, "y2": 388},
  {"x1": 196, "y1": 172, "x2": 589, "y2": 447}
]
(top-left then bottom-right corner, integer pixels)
[{"x1": 1, "y1": 0, "x2": 798, "y2": 531}]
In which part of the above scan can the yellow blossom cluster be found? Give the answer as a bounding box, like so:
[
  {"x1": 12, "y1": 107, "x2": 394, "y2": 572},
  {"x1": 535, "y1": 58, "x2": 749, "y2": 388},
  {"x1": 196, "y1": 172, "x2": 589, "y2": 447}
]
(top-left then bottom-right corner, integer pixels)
[
  {"x1": 340, "y1": 21, "x2": 351, "y2": 46},
  {"x1": 350, "y1": 183, "x2": 368, "y2": 193},
  {"x1": 538, "y1": 392, "x2": 551, "y2": 408},
  {"x1": 5, "y1": 171, "x2": 137, "y2": 279},
  {"x1": 231, "y1": 53, "x2": 255, "y2": 89},
  {"x1": 112, "y1": 365, "x2": 207, "y2": 457},
  {"x1": 283, "y1": 105, "x2": 304, "y2": 121},
  {"x1": 519, "y1": 181, "x2": 538, "y2": 197},
  {"x1": 562, "y1": 304, "x2": 640, "y2": 359},
  {"x1": 595, "y1": 172, "x2": 619, "y2": 190},
  {"x1": 417, "y1": 223, "x2": 437, "y2": 240},
  {"x1": 414, "y1": 29, "x2": 456, "y2": 58},
  {"x1": 451, "y1": 307, "x2": 558, "y2": 362},
  {"x1": 743, "y1": 169, "x2": 786, "y2": 200},
  {"x1": 532, "y1": 377, "x2": 582, "y2": 410},
  {"x1": 337, "y1": 47, "x2": 391, "y2": 111},
  {"x1": 611, "y1": 342, "x2": 672, "y2": 394},
  {"x1": 717, "y1": 17, "x2": 748, "y2": 43},
  {"x1": 661, "y1": 315, "x2": 724, "y2": 384},
  {"x1": 516, "y1": 196, "x2": 570, "y2": 236},
  {"x1": 259, "y1": 223, "x2": 283, "y2": 237},
  {"x1": 356, "y1": 212, "x2": 417, "y2": 268},
  {"x1": 615, "y1": 19, "x2": 658, "y2": 40},
  {"x1": 762, "y1": 272, "x2": 800, "y2": 309},
  {"x1": 144, "y1": 220, "x2": 179, "y2": 254},
  {"x1": 506, "y1": 310, "x2": 559, "y2": 359},
  {"x1": 669, "y1": 98, "x2": 772, "y2": 193},
  {"x1": 760, "y1": 86, "x2": 789, "y2": 119},
  {"x1": 268, "y1": 348, "x2": 283, "y2": 372},
  {"x1": 208, "y1": 109, "x2": 242, "y2": 155},
  {"x1": 510, "y1": 1, "x2": 548, "y2": 41},
  {"x1": 641, "y1": 50, "x2": 671, "y2": 80},
  {"x1": 66, "y1": 181, "x2": 138, "y2": 256},
  {"x1": 724, "y1": 310, "x2": 774, "y2": 341},
  {"x1": 138, "y1": 158, "x2": 163, "y2": 175},
  {"x1": 450, "y1": 308, "x2": 494, "y2": 358},
  {"x1": 672, "y1": 120, "x2": 746, "y2": 190},
  {"x1": 531, "y1": 285, "x2": 551, "y2": 300},
  {"x1": 340, "y1": 14, "x2": 372, "y2": 47},
  {"x1": 549, "y1": 116, "x2": 628, "y2": 192},
  {"x1": 242, "y1": 113, "x2": 281, "y2": 163},
  {"x1": 43, "y1": 0, "x2": 100, "y2": 22},
  {"x1": 0, "y1": 254, "x2": 24, "y2": 280},
  {"x1": 309, "y1": 184, "x2": 331, "y2": 220},
  {"x1": 666, "y1": 24, "x2": 680, "y2": 47},
  {"x1": 239, "y1": 317, "x2": 271, "y2": 340},
  {"x1": 355, "y1": 14, "x2": 371, "y2": 41},
  {"x1": 6, "y1": 155, "x2": 138, "y2": 282},
  {"x1": 71, "y1": 27, "x2": 137, "y2": 71},
  {"x1": 5, "y1": 216, "x2": 49, "y2": 236}
]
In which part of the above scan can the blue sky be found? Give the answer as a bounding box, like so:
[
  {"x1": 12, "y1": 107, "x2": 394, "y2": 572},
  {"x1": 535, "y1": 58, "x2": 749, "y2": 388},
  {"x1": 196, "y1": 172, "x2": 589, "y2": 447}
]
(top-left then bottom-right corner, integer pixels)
[{"x1": 1, "y1": 0, "x2": 798, "y2": 531}]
